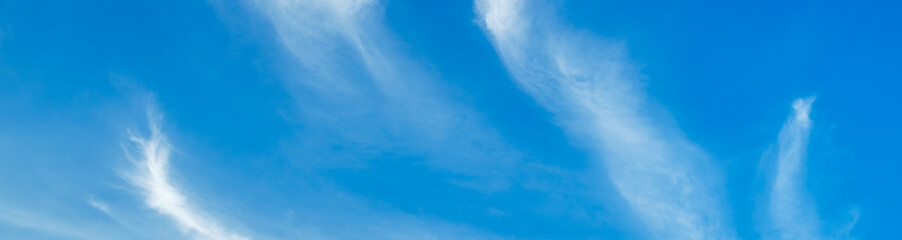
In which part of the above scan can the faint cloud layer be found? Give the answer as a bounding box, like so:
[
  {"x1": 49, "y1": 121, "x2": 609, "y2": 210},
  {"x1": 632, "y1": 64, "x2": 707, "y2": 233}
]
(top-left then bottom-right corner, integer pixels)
[
  {"x1": 257, "y1": 0, "x2": 520, "y2": 188},
  {"x1": 87, "y1": 196, "x2": 112, "y2": 215},
  {"x1": 475, "y1": 0, "x2": 736, "y2": 238}
]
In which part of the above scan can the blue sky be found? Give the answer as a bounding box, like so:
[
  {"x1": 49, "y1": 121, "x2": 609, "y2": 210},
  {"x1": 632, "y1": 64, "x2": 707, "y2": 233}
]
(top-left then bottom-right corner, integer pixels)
[{"x1": 0, "y1": 0, "x2": 899, "y2": 239}]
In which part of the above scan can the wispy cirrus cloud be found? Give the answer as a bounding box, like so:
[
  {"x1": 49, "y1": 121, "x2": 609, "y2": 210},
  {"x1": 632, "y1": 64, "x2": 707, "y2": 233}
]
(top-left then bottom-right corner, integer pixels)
[
  {"x1": 475, "y1": 0, "x2": 735, "y2": 238},
  {"x1": 87, "y1": 196, "x2": 112, "y2": 215},
  {"x1": 255, "y1": 0, "x2": 520, "y2": 187},
  {"x1": 766, "y1": 97, "x2": 824, "y2": 240},
  {"x1": 122, "y1": 110, "x2": 249, "y2": 240}
]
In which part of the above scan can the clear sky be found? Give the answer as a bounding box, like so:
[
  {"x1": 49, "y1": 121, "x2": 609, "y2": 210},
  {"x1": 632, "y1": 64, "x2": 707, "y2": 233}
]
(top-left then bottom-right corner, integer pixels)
[{"x1": 0, "y1": 0, "x2": 899, "y2": 239}]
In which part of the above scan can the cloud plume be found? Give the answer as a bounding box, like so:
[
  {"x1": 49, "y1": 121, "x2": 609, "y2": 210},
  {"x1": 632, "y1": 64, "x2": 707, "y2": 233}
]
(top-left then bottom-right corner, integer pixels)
[
  {"x1": 766, "y1": 97, "x2": 823, "y2": 239},
  {"x1": 475, "y1": 0, "x2": 735, "y2": 238},
  {"x1": 123, "y1": 110, "x2": 249, "y2": 240},
  {"x1": 256, "y1": 0, "x2": 520, "y2": 186}
]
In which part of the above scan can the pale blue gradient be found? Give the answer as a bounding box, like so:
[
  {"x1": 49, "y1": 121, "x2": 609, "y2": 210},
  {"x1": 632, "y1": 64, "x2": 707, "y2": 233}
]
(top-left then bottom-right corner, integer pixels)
[{"x1": 0, "y1": 0, "x2": 897, "y2": 239}]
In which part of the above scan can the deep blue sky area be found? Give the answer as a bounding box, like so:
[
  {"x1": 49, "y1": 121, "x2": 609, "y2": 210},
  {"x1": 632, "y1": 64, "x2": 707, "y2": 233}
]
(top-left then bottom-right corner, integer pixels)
[{"x1": 0, "y1": 0, "x2": 899, "y2": 239}]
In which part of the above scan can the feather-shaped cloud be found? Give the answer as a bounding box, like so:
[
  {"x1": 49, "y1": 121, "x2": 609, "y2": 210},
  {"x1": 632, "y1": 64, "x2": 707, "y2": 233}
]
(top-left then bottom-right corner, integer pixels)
[
  {"x1": 767, "y1": 97, "x2": 823, "y2": 240},
  {"x1": 123, "y1": 111, "x2": 249, "y2": 240},
  {"x1": 475, "y1": 0, "x2": 736, "y2": 238}
]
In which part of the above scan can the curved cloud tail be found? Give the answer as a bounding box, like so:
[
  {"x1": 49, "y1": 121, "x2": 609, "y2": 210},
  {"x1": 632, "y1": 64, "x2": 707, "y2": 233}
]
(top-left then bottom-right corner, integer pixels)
[
  {"x1": 768, "y1": 97, "x2": 823, "y2": 240},
  {"x1": 123, "y1": 110, "x2": 249, "y2": 240},
  {"x1": 475, "y1": 0, "x2": 735, "y2": 238}
]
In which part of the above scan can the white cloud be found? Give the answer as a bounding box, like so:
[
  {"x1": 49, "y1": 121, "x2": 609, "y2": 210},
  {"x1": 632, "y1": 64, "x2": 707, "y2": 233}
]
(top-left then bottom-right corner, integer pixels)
[
  {"x1": 475, "y1": 0, "x2": 735, "y2": 238},
  {"x1": 87, "y1": 196, "x2": 112, "y2": 215},
  {"x1": 108, "y1": 94, "x2": 504, "y2": 240},
  {"x1": 767, "y1": 97, "x2": 824, "y2": 240},
  {"x1": 255, "y1": 0, "x2": 521, "y2": 187},
  {"x1": 122, "y1": 110, "x2": 249, "y2": 240}
]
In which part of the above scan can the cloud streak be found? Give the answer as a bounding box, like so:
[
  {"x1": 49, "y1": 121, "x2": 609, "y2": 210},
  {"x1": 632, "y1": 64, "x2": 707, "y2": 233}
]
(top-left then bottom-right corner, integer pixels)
[
  {"x1": 475, "y1": 0, "x2": 735, "y2": 238},
  {"x1": 767, "y1": 97, "x2": 823, "y2": 239},
  {"x1": 123, "y1": 110, "x2": 249, "y2": 240},
  {"x1": 256, "y1": 0, "x2": 520, "y2": 187}
]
